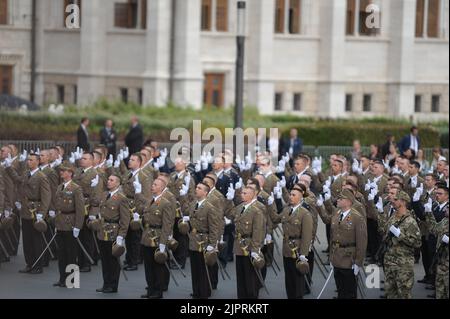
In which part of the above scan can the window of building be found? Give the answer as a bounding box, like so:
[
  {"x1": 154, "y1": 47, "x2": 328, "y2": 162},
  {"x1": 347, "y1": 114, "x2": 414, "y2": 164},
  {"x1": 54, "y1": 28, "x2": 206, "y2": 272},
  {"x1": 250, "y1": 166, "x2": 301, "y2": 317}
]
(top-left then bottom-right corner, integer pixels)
[
  {"x1": 0, "y1": 0, "x2": 8, "y2": 25},
  {"x1": 431, "y1": 95, "x2": 440, "y2": 113},
  {"x1": 363, "y1": 94, "x2": 372, "y2": 112},
  {"x1": 416, "y1": 0, "x2": 441, "y2": 38},
  {"x1": 414, "y1": 95, "x2": 422, "y2": 113},
  {"x1": 0, "y1": 65, "x2": 13, "y2": 95},
  {"x1": 216, "y1": 0, "x2": 228, "y2": 31},
  {"x1": 120, "y1": 88, "x2": 128, "y2": 103},
  {"x1": 275, "y1": 0, "x2": 301, "y2": 34},
  {"x1": 64, "y1": 0, "x2": 82, "y2": 27},
  {"x1": 293, "y1": 93, "x2": 302, "y2": 111},
  {"x1": 73, "y1": 85, "x2": 77, "y2": 104},
  {"x1": 141, "y1": 0, "x2": 147, "y2": 29},
  {"x1": 345, "y1": 94, "x2": 353, "y2": 112},
  {"x1": 274, "y1": 93, "x2": 283, "y2": 111},
  {"x1": 57, "y1": 85, "x2": 65, "y2": 104},
  {"x1": 203, "y1": 73, "x2": 224, "y2": 108},
  {"x1": 346, "y1": 0, "x2": 379, "y2": 36},
  {"x1": 201, "y1": 0, "x2": 212, "y2": 31},
  {"x1": 114, "y1": 0, "x2": 139, "y2": 29},
  {"x1": 138, "y1": 88, "x2": 143, "y2": 105}
]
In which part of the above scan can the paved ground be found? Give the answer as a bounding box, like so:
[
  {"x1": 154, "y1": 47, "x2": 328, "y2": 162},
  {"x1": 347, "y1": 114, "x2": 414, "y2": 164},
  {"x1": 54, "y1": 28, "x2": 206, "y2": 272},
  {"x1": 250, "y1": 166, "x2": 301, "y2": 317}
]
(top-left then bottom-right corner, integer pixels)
[{"x1": 0, "y1": 219, "x2": 433, "y2": 299}]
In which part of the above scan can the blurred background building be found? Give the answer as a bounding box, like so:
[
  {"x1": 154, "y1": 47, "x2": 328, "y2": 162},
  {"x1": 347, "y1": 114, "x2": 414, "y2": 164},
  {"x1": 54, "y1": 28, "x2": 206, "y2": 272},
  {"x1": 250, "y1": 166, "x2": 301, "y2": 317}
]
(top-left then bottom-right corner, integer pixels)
[{"x1": 0, "y1": 0, "x2": 448, "y2": 119}]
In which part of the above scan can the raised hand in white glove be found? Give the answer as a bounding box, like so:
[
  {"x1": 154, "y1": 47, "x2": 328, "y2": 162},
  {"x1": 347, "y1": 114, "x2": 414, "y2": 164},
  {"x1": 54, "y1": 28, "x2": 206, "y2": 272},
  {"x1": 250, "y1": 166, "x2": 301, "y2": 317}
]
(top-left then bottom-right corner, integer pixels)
[
  {"x1": 159, "y1": 243, "x2": 166, "y2": 252},
  {"x1": 316, "y1": 195, "x2": 324, "y2": 207},
  {"x1": 224, "y1": 217, "x2": 232, "y2": 225},
  {"x1": 133, "y1": 178, "x2": 142, "y2": 194},
  {"x1": 184, "y1": 175, "x2": 190, "y2": 187},
  {"x1": 226, "y1": 183, "x2": 235, "y2": 200},
  {"x1": 123, "y1": 147, "x2": 129, "y2": 159},
  {"x1": 352, "y1": 264, "x2": 360, "y2": 276},
  {"x1": 3, "y1": 210, "x2": 11, "y2": 218},
  {"x1": 88, "y1": 215, "x2": 96, "y2": 221},
  {"x1": 312, "y1": 156, "x2": 322, "y2": 171},
  {"x1": 382, "y1": 159, "x2": 390, "y2": 171},
  {"x1": 442, "y1": 234, "x2": 449, "y2": 244},
  {"x1": 201, "y1": 156, "x2": 209, "y2": 171},
  {"x1": 322, "y1": 184, "x2": 330, "y2": 194},
  {"x1": 48, "y1": 210, "x2": 56, "y2": 218},
  {"x1": 279, "y1": 176, "x2": 286, "y2": 188},
  {"x1": 206, "y1": 151, "x2": 213, "y2": 164},
  {"x1": 195, "y1": 160, "x2": 201, "y2": 173},
  {"x1": 156, "y1": 156, "x2": 166, "y2": 168},
  {"x1": 73, "y1": 227, "x2": 80, "y2": 238},
  {"x1": 324, "y1": 191, "x2": 331, "y2": 202},
  {"x1": 368, "y1": 188, "x2": 377, "y2": 201},
  {"x1": 245, "y1": 151, "x2": 253, "y2": 165},
  {"x1": 182, "y1": 216, "x2": 190, "y2": 222},
  {"x1": 19, "y1": 150, "x2": 28, "y2": 162},
  {"x1": 179, "y1": 183, "x2": 189, "y2": 196},
  {"x1": 276, "y1": 159, "x2": 286, "y2": 173},
  {"x1": 36, "y1": 213, "x2": 43, "y2": 222},
  {"x1": 133, "y1": 213, "x2": 140, "y2": 221},
  {"x1": 116, "y1": 236, "x2": 124, "y2": 246},
  {"x1": 364, "y1": 180, "x2": 372, "y2": 192},
  {"x1": 267, "y1": 192, "x2": 274, "y2": 206},
  {"x1": 113, "y1": 158, "x2": 121, "y2": 168},
  {"x1": 389, "y1": 225, "x2": 401, "y2": 238},
  {"x1": 424, "y1": 197, "x2": 433, "y2": 213},
  {"x1": 69, "y1": 152, "x2": 76, "y2": 164},
  {"x1": 352, "y1": 159, "x2": 360, "y2": 174},
  {"x1": 273, "y1": 183, "x2": 282, "y2": 199},
  {"x1": 206, "y1": 245, "x2": 214, "y2": 252},
  {"x1": 299, "y1": 255, "x2": 308, "y2": 263},
  {"x1": 15, "y1": 202, "x2": 22, "y2": 210},
  {"x1": 235, "y1": 178, "x2": 243, "y2": 190},
  {"x1": 3, "y1": 154, "x2": 13, "y2": 167},
  {"x1": 160, "y1": 148, "x2": 168, "y2": 159},
  {"x1": 264, "y1": 234, "x2": 272, "y2": 245},
  {"x1": 90, "y1": 174, "x2": 99, "y2": 187},
  {"x1": 106, "y1": 154, "x2": 113, "y2": 168},
  {"x1": 413, "y1": 184, "x2": 424, "y2": 202},
  {"x1": 376, "y1": 197, "x2": 384, "y2": 213}
]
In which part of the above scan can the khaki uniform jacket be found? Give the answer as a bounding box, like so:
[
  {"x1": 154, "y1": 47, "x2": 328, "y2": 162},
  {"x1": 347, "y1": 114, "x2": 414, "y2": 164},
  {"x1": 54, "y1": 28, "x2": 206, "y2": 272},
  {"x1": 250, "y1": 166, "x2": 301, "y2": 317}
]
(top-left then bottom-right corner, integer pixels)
[
  {"x1": 141, "y1": 160, "x2": 159, "y2": 180},
  {"x1": 122, "y1": 169, "x2": 152, "y2": 199},
  {"x1": 96, "y1": 190, "x2": 130, "y2": 242},
  {"x1": 257, "y1": 190, "x2": 280, "y2": 235},
  {"x1": 185, "y1": 200, "x2": 221, "y2": 252},
  {"x1": 138, "y1": 195, "x2": 175, "y2": 247},
  {"x1": 73, "y1": 167, "x2": 103, "y2": 216},
  {"x1": 262, "y1": 173, "x2": 279, "y2": 194},
  {"x1": 304, "y1": 191, "x2": 319, "y2": 243},
  {"x1": 168, "y1": 170, "x2": 196, "y2": 216},
  {"x1": 41, "y1": 165, "x2": 59, "y2": 211},
  {"x1": 6, "y1": 167, "x2": 51, "y2": 220},
  {"x1": 54, "y1": 180, "x2": 85, "y2": 231},
  {"x1": 405, "y1": 175, "x2": 425, "y2": 198},
  {"x1": 225, "y1": 201, "x2": 265, "y2": 256},
  {"x1": 273, "y1": 204, "x2": 313, "y2": 258},
  {"x1": 1, "y1": 160, "x2": 20, "y2": 210},
  {"x1": 203, "y1": 188, "x2": 227, "y2": 237},
  {"x1": 0, "y1": 169, "x2": 5, "y2": 213},
  {"x1": 319, "y1": 206, "x2": 367, "y2": 268}
]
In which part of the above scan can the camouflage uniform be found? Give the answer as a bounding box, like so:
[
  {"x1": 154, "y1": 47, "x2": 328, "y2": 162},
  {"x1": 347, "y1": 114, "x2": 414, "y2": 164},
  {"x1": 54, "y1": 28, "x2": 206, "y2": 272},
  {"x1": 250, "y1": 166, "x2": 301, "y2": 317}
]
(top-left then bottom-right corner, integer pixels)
[
  {"x1": 382, "y1": 211, "x2": 421, "y2": 299},
  {"x1": 425, "y1": 211, "x2": 449, "y2": 299}
]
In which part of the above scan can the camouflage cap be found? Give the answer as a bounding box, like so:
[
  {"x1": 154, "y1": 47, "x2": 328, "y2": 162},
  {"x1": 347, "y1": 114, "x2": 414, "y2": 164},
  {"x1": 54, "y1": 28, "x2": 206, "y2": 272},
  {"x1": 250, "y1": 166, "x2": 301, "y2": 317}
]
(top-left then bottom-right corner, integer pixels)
[
  {"x1": 395, "y1": 191, "x2": 411, "y2": 203},
  {"x1": 337, "y1": 189, "x2": 355, "y2": 202}
]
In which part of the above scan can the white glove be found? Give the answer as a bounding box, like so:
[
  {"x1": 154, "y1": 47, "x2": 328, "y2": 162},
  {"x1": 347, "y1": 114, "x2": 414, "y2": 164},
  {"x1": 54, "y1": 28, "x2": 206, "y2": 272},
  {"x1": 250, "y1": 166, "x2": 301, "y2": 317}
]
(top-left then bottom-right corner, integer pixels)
[
  {"x1": 3, "y1": 154, "x2": 13, "y2": 167},
  {"x1": 324, "y1": 191, "x2": 331, "y2": 202},
  {"x1": 184, "y1": 175, "x2": 190, "y2": 187},
  {"x1": 389, "y1": 225, "x2": 401, "y2": 238},
  {"x1": 123, "y1": 147, "x2": 129, "y2": 159},
  {"x1": 133, "y1": 178, "x2": 142, "y2": 194},
  {"x1": 179, "y1": 183, "x2": 189, "y2": 196},
  {"x1": 312, "y1": 156, "x2": 322, "y2": 172},
  {"x1": 36, "y1": 213, "x2": 43, "y2": 222},
  {"x1": 15, "y1": 202, "x2": 22, "y2": 210},
  {"x1": 133, "y1": 213, "x2": 140, "y2": 221},
  {"x1": 324, "y1": 177, "x2": 332, "y2": 189},
  {"x1": 235, "y1": 178, "x2": 243, "y2": 190},
  {"x1": 224, "y1": 217, "x2": 232, "y2": 225},
  {"x1": 106, "y1": 154, "x2": 113, "y2": 168},
  {"x1": 36, "y1": 147, "x2": 41, "y2": 155},
  {"x1": 73, "y1": 227, "x2": 80, "y2": 238},
  {"x1": 226, "y1": 183, "x2": 235, "y2": 200},
  {"x1": 156, "y1": 156, "x2": 165, "y2": 168},
  {"x1": 206, "y1": 245, "x2": 214, "y2": 252},
  {"x1": 312, "y1": 168, "x2": 319, "y2": 176},
  {"x1": 352, "y1": 264, "x2": 360, "y2": 276},
  {"x1": 159, "y1": 243, "x2": 166, "y2": 252},
  {"x1": 411, "y1": 177, "x2": 418, "y2": 189},
  {"x1": 273, "y1": 183, "x2": 282, "y2": 199},
  {"x1": 251, "y1": 252, "x2": 259, "y2": 259},
  {"x1": 235, "y1": 155, "x2": 242, "y2": 165},
  {"x1": 413, "y1": 184, "x2": 424, "y2": 202},
  {"x1": 368, "y1": 188, "x2": 377, "y2": 201},
  {"x1": 299, "y1": 255, "x2": 308, "y2": 263},
  {"x1": 281, "y1": 152, "x2": 290, "y2": 163},
  {"x1": 279, "y1": 176, "x2": 286, "y2": 188},
  {"x1": 245, "y1": 151, "x2": 253, "y2": 165},
  {"x1": 206, "y1": 151, "x2": 213, "y2": 164},
  {"x1": 267, "y1": 192, "x2": 274, "y2": 205},
  {"x1": 48, "y1": 210, "x2": 56, "y2": 218},
  {"x1": 19, "y1": 150, "x2": 28, "y2": 162},
  {"x1": 113, "y1": 158, "x2": 121, "y2": 168},
  {"x1": 316, "y1": 195, "x2": 324, "y2": 207},
  {"x1": 88, "y1": 215, "x2": 96, "y2": 221},
  {"x1": 391, "y1": 166, "x2": 400, "y2": 175},
  {"x1": 382, "y1": 159, "x2": 390, "y2": 171},
  {"x1": 90, "y1": 174, "x2": 99, "y2": 187},
  {"x1": 195, "y1": 160, "x2": 201, "y2": 173},
  {"x1": 69, "y1": 152, "x2": 76, "y2": 164},
  {"x1": 3, "y1": 210, "x2": 11, "y2": 218},
  {"x1": 116, "y1": 236, "x2": 124, "y2": 246},
  {"x1": 424, "y1": 197, "x2": 433, "y2": 213},
  {"x1": 182, "y1": 216, "x2": 190, "y2": 222},
  {"x1": 276, "y1": 159, "x2": 286, "y2": 173},
  {"x1": 322, "y1": 184, "x2": 330, "y2": 194},
  {"x1": 376, "y1": 197, "x2": 384, "y2": 213},
  {"x1": 364, "y1": 180, "x2": 372, "y2": 192},
  {"x1": 160, "y1": 148, "x2": 168, "y2": 159},
  {"x1": 352, "y1": 159, "x2": 361, "y2": 174},
  {"x1": 153, "y1": 162, "x2": 160, "y2": 171},
  {"x1": 244, "y1": 161, "x2": 252, "y2": 171},
  {"x1": 442, "y1": 235, "x2": 449, "y2": 244},
  {"x1": 201, "y1": 156, "x2": 209, "y2": 170},
  {"x1": 264, "y1": 234, "x2": 272, "y2": 245}
]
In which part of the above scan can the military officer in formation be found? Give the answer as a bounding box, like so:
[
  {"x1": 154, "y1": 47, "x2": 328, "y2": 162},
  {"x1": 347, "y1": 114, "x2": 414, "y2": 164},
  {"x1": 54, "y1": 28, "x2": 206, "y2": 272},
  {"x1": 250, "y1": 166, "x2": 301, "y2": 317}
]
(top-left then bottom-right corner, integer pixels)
[{"x1": 1, "y1": 140, "x2": 449, "y2": 300}]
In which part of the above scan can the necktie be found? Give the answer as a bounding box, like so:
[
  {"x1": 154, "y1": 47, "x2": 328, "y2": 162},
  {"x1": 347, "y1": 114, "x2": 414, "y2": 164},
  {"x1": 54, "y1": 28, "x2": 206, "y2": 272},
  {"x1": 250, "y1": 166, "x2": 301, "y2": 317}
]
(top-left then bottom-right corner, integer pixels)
[
  {"x1": 339, "y1": 213, "x2": 344, "y2": 222},
  {"x1": 294, "y1": 175, "x2": 299, "y2": 185},
  {"x1": 28, "y1": 172, "x2": 32, "y2": 179},
  {"x1": 289, "y1": 208, "x2": 294, "y2": 216},
  {"x1": 128, "y1": 173, "x2": 133, "y2": 179},
  {"x1": 195, "y1": 202, "x2": 199, "y2": 210},
  {"x1": 240, "y1": 206, "x2": 246, "y2": 215},
  {"x1": 389, "y1": 207, "x2": 394, "y2": 217},
  {"x1": 106, "y1": 193, "x2": 111, "y2": 200},
  {"x1": 81, "y1": 170, "x2": 85, "y2": 175}
]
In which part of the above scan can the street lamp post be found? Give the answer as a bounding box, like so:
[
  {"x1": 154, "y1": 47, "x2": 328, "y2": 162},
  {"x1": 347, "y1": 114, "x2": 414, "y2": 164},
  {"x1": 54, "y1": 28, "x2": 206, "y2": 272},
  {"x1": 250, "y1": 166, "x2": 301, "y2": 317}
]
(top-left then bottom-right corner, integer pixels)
[{"x1": 234, "y1": 0, "x2": 246, "y2": 130}]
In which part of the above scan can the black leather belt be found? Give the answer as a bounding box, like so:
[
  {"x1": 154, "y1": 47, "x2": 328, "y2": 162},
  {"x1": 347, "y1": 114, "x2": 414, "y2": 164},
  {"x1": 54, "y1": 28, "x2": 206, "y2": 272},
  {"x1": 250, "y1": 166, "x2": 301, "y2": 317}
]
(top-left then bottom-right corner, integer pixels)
[
  {"x1": 332, "y1": 242, "x2": 356, "y2": 248},
  {"x1": 146, "y1": 224, "x2": 162, "y2": 229},
  {"x1": 104, "y1": 219, "x2": 119, "y2": 224}
]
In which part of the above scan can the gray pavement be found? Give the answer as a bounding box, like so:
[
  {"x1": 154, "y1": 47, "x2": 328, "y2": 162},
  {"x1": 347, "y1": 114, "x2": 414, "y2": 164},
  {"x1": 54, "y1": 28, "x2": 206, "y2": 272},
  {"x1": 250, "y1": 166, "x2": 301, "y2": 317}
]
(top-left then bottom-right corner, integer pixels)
[{"x1": 0, "y1": 219, "x2": 433, "y2": 299}]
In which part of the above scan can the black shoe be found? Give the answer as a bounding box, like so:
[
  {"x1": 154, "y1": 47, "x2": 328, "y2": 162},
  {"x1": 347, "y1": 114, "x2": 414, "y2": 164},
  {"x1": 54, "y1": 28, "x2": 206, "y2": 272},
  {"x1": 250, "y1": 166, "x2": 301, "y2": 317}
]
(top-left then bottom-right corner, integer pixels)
[
  {"x1": 96, "y1": 287, "x2": 105, "y2": 293},
  {"x1": 124, "y1": 265, "x2": 138, "y2": 271},
  {"x1": 162, "y1": 287, "x2": 168, "y2": 292},
  {"x1": 322, "y1": 248, "x2": 329, "y2": 253},
  {"x1": 19, "y1": 266, "x2": 32, "y2": 273},
  {"x1": 427, "y1": 294, "x2": 436, "y2": 298},
  {"x1": 380, "y1": 287, "x2": 385, "y2": 291},
  {"x1": 425, "y1": 285, "x2": 435, "y2": 290},
  {"x1": 148, "y1": 293, "x2": 162, "y2": 299},
  {"x1": 103, "y1": 287, "x2": 117, "y2": 293},
  {"x1": 418, "y1": 278, "x2": 432, "y2": 284},
  {"x1": 79, "y1": 266, "x2": 91, "y2": 272},
  {"x1": 190, "y1": 293, "x2": 200, "y2": 299},
  {"x1": 53, "y1": 282, "x2": 65, "y2": 287},
  {"x1": 30, "y1": 268, "x2": 43, "y2": 274},
  {"x1": 140, "y1": 294, "x2": 149, "y2": 299},
  {"x1": 379, "y1": 295, "x2": 386, "y2": 299}
]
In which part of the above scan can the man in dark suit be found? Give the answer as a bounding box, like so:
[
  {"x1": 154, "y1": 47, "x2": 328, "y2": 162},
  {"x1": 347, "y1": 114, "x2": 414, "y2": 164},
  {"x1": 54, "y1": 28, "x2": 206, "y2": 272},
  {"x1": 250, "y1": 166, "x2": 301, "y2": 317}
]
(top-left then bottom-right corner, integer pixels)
[
  {"x1": 398, "y1": 126, "x2": 420, "y2": 156},
  {"x1": 125, "y1": 116, "x2": 144, "y2": 156},
  {"x1": 77, "y1": 117, "x2": 90, "y2": 151},
  {"x1": 100, "y1": 119, "x2": 117, "y2": 157},
  {"x1": 280, "y1": 128, "x2": 303, "y2": 160}
]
